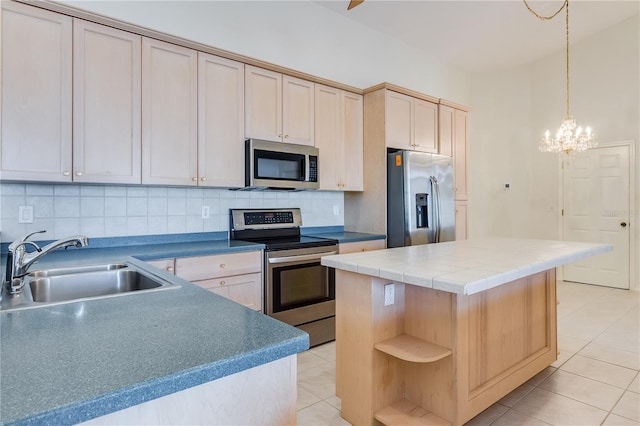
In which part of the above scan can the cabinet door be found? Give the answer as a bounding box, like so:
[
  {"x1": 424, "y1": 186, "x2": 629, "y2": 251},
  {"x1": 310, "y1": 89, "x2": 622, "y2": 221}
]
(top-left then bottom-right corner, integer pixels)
[
  {"x1": 455, "y1": 201, "x2": 468, "y2": 240},
  {"x1": 195, "y1": 273, "x2": 262, "y2": 311},
  {"x1": 282, "y1": 75, "x2": 314, "y2": 146},
  {"x1": 438, "y1": 105, "x2": 454, "y2": 157},
  {"x1": 385, "y1": 91, "x2": 413, "y2": 150},
  {"x1": 1, "y1": 2, "x2": 72, "y2": 182},
  {"x1": 454, "y1": 109, "x2": 468, "y2": 200},
  {"x1": 315, "y1": 84, "x2": 341, "y2": 190},
  {"x1": 245, "y1": 65, "x2": 282, "y2": 141},
  {"x1": 413, "y1": 99, "x2": 438, "y2": 153},
  {"x1": 198, "y1": 53, "x2": 245, "y2": 188},
  {"x1": 341, "y1": 91, "x2": 364, "y2": 191},
  {"x1": 339, "y1": 239, "x2": 385, "y2": 254},
  {"x1": 73, "y1": 20, "x2": 141, "y2": 184},
  {"x1": 142, "y1": 38, "x2": 197, "y2": 185}
]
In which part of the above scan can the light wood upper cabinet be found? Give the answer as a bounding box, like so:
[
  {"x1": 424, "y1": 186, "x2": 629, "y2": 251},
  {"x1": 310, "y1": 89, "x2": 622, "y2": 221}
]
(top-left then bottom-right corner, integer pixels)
[
  {"x1": 282, "y1": 75, "x2": 315, "y2": 146},
  {"x1": 1, "y1": 2, "x2": 73, "y2": 182},
  {"x1": 386, "y1": 91, "x2": 413, "y2": 151},
  {"x1": 245, "y1": 65, "x2": 314, "y2": 146},
  {"x1": 142, "y1": 38, "x2": 197, "y2": 186},
  {"x1": 198, "y1": 53, "x2": 245, "y2": 188},
  {"x1": 73, "y1": 19, "x2": 141, "y2": 184},
  {"x1": 385, "y1": 90, "x2": 437, "y2": 153},
  {"x1": 414, "y1": 99, "x2": 438, "y2": 152},
  {"x1": 315, "y1": 84, "x2": 363, "y2": 191}
]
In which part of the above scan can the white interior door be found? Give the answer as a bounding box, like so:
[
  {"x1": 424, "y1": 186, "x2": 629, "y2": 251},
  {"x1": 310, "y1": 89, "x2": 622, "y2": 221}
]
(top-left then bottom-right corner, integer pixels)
[{"x1": 563, "y1": 145, "x2": 630, "y2": 289}]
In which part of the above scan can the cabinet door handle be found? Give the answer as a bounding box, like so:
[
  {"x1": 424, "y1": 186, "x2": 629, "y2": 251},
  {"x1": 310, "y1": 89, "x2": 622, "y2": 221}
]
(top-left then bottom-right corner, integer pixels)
[
  {"x1": 75, "y1": 171, "x2": 83, "y2": 177},
  {"x1": 166, "y1": 266, "x2": 174, "y2": 272},
  {"x1": 192, "y1": 177, "x2": 197, "y2": 182},
  {"x1": 621, "y1": 222, "x2": 627, "y2": 228},
  {"x1": 200, "y1": 177, "x2": 206, "y2": 181},
  {"x1": 63, "y1": 171, "x2": 70, "y2": 176}
]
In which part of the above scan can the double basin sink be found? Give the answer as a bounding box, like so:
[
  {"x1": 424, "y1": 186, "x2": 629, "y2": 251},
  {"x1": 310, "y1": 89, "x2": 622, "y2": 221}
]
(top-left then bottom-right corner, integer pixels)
[{"x1": 1, "y1": 261, "x2": 179, "y2": 312}]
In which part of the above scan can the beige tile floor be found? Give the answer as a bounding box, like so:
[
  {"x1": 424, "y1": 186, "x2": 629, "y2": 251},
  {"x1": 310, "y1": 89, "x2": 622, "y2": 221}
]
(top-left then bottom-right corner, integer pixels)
[{"x1": 296, "y1": 281, "x2": 640, "y2": 425}]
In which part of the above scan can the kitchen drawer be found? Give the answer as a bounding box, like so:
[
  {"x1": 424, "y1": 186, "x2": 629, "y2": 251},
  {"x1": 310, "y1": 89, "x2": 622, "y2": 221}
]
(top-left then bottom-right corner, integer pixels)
[
  {"x1": 194, "y1": 273, "x2": 262, "y2": 311},
  {"x1": 175, "y1": 251, "x2": 262, "y2": 281},
  {"x1": 145, "y1": 258, "x2": 175, "y2": 274},
  {"x1": 338, "y1": 240, "x2": 386, "y2": 254}
]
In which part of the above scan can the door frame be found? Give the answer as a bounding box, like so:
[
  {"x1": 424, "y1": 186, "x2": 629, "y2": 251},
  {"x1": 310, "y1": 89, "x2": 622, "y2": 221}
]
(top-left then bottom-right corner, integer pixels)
[{"x1": 558, "y1": 140, "x2": 637, "y2": 291}]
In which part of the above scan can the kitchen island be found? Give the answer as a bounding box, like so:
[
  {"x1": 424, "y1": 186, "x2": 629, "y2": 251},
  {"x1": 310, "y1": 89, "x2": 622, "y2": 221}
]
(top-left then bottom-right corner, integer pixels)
[{"x1": 321, "y1": 238, "x2": 612, "y2": 426}]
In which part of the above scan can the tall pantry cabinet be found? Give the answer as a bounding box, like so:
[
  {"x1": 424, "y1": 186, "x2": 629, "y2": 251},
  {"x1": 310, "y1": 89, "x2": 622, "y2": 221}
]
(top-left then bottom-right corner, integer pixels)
[{"x1": 439, "y1": 102, "x2": 469, "y2": 240}]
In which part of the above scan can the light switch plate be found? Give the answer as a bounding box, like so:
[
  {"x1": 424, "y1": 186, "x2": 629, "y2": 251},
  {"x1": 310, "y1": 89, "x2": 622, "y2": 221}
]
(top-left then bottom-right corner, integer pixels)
[
  {"x1": 202, "y1": 206, "x2": 210, "y2": 219},
  {"x1": 18, "y1": 205, "x2": 34, "y2": 224}
]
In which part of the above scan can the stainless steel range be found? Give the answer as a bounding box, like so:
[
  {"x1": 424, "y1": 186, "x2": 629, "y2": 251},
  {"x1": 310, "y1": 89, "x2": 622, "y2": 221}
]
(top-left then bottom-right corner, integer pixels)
[{"x1": 229, "y1": 208, "x2": 337, "y2": 347}]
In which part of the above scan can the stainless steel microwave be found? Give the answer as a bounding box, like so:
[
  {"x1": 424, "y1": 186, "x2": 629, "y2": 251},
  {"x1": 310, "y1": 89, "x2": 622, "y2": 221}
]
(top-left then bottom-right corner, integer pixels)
[{"x1": 245, "y1": 139, "x2": 319, "y2": 190}]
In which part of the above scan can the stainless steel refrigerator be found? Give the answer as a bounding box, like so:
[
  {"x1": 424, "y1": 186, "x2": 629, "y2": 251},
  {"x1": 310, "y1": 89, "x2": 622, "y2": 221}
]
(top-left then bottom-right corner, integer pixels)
[{"x1": 387, "y1": 151, "x2": 455, "y2": 247}]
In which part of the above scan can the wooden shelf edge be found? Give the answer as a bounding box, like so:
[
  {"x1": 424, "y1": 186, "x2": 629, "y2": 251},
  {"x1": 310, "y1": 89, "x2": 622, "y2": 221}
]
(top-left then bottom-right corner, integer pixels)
[
  {"x1": 375, "y1": 399, "x2": 451, "y2": 426},
  {"x1": 374, "y1": 334, "x2": 452, "y2": 363}
]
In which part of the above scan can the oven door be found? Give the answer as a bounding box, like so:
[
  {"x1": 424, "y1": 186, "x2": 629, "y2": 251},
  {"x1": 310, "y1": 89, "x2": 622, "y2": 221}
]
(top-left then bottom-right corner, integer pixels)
[{"x1": 266, "y1": 245, "x2": 337, "y2": 326}]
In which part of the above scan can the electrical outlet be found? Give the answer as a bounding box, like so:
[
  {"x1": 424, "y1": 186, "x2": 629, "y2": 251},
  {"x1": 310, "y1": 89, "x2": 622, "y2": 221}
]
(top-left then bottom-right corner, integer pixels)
[
  {"x1": 333, "y1": 205, "x2": 339, "y2": 216},
  {"x1": 384, "y1": 283, "x2": 394, "y2": 306},
  {"x1": 202, "y1": 206, "x2": 210, "y2": 219},
  {"x1": 18, "y1": 205, "x2": 33, "y2": 224}
]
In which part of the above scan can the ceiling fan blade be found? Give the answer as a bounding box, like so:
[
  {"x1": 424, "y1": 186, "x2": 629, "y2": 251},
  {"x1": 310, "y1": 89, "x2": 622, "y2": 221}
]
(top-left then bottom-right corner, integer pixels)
[{"x1": 347, "y1": 0, "x2": 364, "y2": 10}]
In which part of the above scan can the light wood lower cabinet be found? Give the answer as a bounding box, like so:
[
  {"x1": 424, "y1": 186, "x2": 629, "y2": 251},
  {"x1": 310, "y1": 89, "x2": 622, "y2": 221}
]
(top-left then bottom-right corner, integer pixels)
[
  {"x1": 339, "y1": 239, "x2": 385, "y2": 254},
  {"x1": 174, "y1": 251, "x2": 263, "y2": 312},
  {"x1": 336, "y1": 269, "x2": 557, "y2": 426}
]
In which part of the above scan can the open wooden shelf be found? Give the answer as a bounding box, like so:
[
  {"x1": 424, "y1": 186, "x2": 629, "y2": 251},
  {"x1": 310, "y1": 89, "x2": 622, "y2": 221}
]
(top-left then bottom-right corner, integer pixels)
[
  {"x1": 374, "y1": 399, "x2": 451, "y2": 426},
  {"x1": 374, "y1": 334, "x2": 452, "y2": 363}
]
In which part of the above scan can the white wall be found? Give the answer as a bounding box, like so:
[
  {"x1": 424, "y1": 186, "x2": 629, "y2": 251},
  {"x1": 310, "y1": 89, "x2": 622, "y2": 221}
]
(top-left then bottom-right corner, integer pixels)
[
  {"x1": 60, "y1": 0, "x2": 471, "y2": 105},
  {"x1": 469, "y1": 14, "x2": 639, "y2": 287}
]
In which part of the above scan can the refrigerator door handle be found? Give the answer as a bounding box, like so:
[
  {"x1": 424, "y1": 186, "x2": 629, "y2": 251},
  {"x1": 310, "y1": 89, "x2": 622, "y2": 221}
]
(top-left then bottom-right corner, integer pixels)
[{"x1": 430, "y1": 176, "x2": 441, "y2": 243}]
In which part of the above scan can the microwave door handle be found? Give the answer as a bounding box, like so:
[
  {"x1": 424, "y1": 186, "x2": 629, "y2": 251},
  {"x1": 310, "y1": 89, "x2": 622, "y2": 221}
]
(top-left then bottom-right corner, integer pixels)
[
  {"x1": 268, "y1": 251, "x2": 338, "y2": 264},
  {"x1": 304, "y1": 154, "x2": 310, "y2": 182}
]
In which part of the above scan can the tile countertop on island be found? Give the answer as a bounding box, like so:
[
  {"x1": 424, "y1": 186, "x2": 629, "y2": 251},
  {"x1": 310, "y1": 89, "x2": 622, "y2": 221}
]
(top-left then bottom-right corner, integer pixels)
[{"x1": 321, "y1": 237, "x2": 613, "y2": 295}]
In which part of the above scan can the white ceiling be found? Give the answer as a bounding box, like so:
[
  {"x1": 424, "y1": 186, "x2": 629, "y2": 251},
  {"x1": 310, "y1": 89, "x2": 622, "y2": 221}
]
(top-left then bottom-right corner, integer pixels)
[{"x1": 314, "y1": 0, "x2": 639, "y2": 72}]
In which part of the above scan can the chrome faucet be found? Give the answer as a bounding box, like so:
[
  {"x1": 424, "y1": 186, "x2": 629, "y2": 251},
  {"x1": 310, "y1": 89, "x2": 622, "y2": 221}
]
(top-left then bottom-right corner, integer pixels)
[{"x1": 3, "y1": 231, "x2": 89, "y2": 295}]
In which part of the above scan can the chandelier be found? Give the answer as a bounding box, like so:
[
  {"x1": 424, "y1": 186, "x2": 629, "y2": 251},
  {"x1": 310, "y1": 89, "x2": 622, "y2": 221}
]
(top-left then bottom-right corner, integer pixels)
[{"x1": 524, "y1": 0, "x2": 597, "y2": 155}]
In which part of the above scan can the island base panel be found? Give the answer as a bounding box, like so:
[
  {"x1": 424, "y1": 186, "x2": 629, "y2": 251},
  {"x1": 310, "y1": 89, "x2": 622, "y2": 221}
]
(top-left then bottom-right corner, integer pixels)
[
  {"x1": 335, "y1": 269, "x2": 557, "y2": 426},
  {"x1": 81, "y1": 355, "x2": 297, "y2": 425}
]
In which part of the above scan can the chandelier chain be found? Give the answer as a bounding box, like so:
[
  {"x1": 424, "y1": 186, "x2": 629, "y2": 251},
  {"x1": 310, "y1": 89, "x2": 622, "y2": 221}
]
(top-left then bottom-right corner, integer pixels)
[{"x1": 523, "y1": 0, "x2": 567, "y2": 21}]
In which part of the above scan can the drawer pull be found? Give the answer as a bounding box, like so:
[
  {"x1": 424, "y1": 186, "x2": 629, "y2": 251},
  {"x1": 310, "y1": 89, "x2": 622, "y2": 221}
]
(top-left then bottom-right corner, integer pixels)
[
  {"x1": 166, "y1": 266, "x2": 174, "y2": 272},
  {"x1": 220, "y1": 263, "x2": 226, "y2": 269},
  {"x1": 220, "y1": 280, "x2": 226, "y2": 286}
]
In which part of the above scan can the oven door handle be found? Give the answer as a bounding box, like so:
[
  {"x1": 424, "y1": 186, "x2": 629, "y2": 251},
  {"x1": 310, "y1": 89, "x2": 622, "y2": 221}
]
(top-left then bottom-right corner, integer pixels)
[{"x1": 267, "y1": 251, "x2": 337, "y2": 264}]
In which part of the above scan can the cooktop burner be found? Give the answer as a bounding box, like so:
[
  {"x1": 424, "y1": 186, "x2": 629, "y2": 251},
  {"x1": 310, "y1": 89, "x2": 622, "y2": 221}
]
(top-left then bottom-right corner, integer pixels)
[{"x1": 229, "y1": 208, "x2": 337, "y2": 251}]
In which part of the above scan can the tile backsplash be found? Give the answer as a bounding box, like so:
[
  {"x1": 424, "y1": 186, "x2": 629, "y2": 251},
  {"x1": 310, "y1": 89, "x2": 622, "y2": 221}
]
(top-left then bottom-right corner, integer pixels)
[{"x1": 0, "y1": 183, "x2": 344, "y2": 243}]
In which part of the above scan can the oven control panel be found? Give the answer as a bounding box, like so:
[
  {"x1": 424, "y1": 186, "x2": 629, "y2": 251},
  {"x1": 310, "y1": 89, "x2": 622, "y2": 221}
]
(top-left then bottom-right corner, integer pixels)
[
  {"x1": 244, "y1": 211, "x2": 294, "y2": 226},
  {"x1": 230, "y1": 208, "x2": 302, "y2": 231}
]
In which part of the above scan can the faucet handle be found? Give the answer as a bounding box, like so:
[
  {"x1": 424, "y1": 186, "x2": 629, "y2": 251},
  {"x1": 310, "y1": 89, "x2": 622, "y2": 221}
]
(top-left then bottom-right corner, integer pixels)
[
  {"x1": 19, "y1": 230, "x2": 46, "y2": 242},
  {"x1": 9, "y1": 230, "x2": 46, "y2": 251}
]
